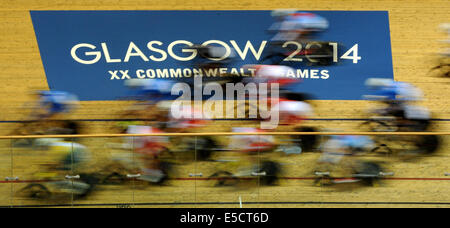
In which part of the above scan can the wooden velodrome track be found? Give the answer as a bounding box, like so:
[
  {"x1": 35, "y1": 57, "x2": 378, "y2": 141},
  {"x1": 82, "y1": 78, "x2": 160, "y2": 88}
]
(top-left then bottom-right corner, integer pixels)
[{"x1": 0, "y1": 0, "x2": 449, "y2": 208}]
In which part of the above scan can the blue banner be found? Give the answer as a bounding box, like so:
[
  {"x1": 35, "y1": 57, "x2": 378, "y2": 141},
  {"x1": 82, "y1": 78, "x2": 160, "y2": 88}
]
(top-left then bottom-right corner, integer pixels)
[{"x1": 30, "y1": 10, "x2": 394, "y2": 101}]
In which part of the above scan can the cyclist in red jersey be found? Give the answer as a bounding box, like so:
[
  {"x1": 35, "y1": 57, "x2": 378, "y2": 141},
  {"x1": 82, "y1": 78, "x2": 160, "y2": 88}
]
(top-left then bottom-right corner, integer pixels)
[{"x1": 126, "y1": 125, "x2": 169, "y2": 183}]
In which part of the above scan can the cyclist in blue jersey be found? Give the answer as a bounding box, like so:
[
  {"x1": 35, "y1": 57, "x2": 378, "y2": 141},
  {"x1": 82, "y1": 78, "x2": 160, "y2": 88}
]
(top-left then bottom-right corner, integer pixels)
[
  {"x1": 122, "y1": 79, "x2": 175, "y2": 122},
  {"x1": 364, "y1": 78, "x2": 433, "y2": 132},
  {"x1": 364, "y1": 78, "x2": 423, "y2": 102},
  {"x1": 11, "y1": 90, "x2": 80, "y2": 146},
  {"x1": 125, "y1": 79, "x2": 175, "y2": 104},
  {"x1": 33, "y1": 90, "x2": 79, "y2": 120}
]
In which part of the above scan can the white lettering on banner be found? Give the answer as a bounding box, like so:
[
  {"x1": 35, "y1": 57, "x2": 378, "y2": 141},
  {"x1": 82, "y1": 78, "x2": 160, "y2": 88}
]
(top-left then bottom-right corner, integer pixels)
[
  {"x1": 109, "y1": 70, "x2": 131, "y2": 80},
  {"x1": 71, "y1": 41, "x2": 362, "y2": 64},
  {"x1": 120, "y1": 70, "x2": 130, "y2": 79},
  {"x1": 101, "y1": 43, "x2": 121, "y2": 63},
  {"x1": 129, "y1": 68, "x2": 331, "y2": 80},
  {"x1": 282, "y1": 41, "x2": 303, "y2": 62},
  {"x1": 71, "y1": 43, "x2": 102, "y2": 64},
  {"x1": 341, "y1": 44, "x2": 361, "y2": 64},
  {"x1": 219, "y1": 68, "x2": 228, "y2": 75},
  {"x1": 183, "y1": 68, "x2": 192, "y2": 78},
  {"x1": 147, "y1": 41, "x2": 168, "y2": 62},
  {"x1": 136, "y1": 69, "x2": 146, "y2": 79},
  {"x1": 287, "y1": 69, "x2": 295, "y2": 78},
  {"x1": 230, "y1": 40, "x2": 267, "y2": 60},
  {"x1": 329, "y1": 42, "x2": 339, "y2": 62},
  {"x1": 170, "y1": 68, "x2": 183, "y2": 78},
  {"x1": 124, "y1": 42, "x2": 149, "y2": 62},
  {"x1": 201, "y1": 40, "x2": 232, "y2": 61},
  {"x1": 311, "y1": 70, "x2": 321, "y2": 79},
  {"x1": 109, "y1": 70, "x2": 120, "y2": 80},
  {"x1": 297, "y1": 69, "x2": 308, "y2": 79},
  {"x1": 146, "y1": 69, "x2": 156, "y2": 78},
  {"x1": 305, "y1": 42, "x2": 322, "y2": 63},
  {"x1": 321, "y1": 70, "x2": 330, "y2": 79},
  {"x1": 168, "y1": 40, "x2": 196, "y2": 61},
  {"x1": 156, "y1": 69, "x2": 169, "y2": 78},
  {"x1": 205, "y1": 68, "x2": 219, "y2": 77},
  {"x1": 230, "y1": 68, "x2": 239, "y2": 76}
]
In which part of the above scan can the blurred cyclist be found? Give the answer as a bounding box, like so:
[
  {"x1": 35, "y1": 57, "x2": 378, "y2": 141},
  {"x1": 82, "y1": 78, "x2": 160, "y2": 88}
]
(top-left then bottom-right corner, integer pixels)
[
  {"x1": 270, "y1": 10, "x2": 329, "y2": 43},
  {"x1": 244, "y1": 64, "x2": 299, "y2": 86},
  {"x1": 35, "y1": 137, "x2": 91, "y2": 172},
  {"x1": 229, "y1": 127, "x2": 276, "y2": 154},
  {"x1": 228, "y1": 127, "x2": 277, "y2": 179},
  {"x1": 126, "y1": 124, "x2": 170, "y2": 183},
  {"x1": 317, "y1": 135, "x2": 375, "y2": 172},
  {"x1": 11, "y1": 90, "x2": 79, "y2": 140},
  {"x1": 364, "y1": 78, "x2": 423, "y2": 103},
  {"x1": 315, "y1": 134, "x2": 386, "y2": 187},
  {"x1": 363, "y1": 78, "x2": 437, "y2": 157},
  {"x1": 364, "y1": 78, "x2": 428, "y2": 130},
  {"x1": 32, "y1": 137, "x2": 94, "y2": 195},
  {"x1": 125, "y1": 79, "x2": 175, "y2": 106},
  {"x1": 188, "y1": 44, "x2": 237, "y2": 70},
  {"x1": 32, "y1": 90, "x2": 79, "y2": 120},
  {"x1": 274, "y1": 91, "x2": 314, "y2": 126},
  {"x1": 243, "y1": 64, "x2": 312, "y2": 126},
  {"x1": 263, "y1": 10, "x2": 332, "y2": 65},
  {"x1": 123, "y1": 78, "x2": 175, "y2": 122},
  {"x1": 167, "y1": 104, "x2": 218, "y2": 161}
]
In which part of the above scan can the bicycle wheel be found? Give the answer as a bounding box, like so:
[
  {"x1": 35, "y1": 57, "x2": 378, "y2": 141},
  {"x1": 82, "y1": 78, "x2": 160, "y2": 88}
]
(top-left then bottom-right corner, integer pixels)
[{"x1": 19, "y1": 184, "x2": 52, "y2": 199}]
